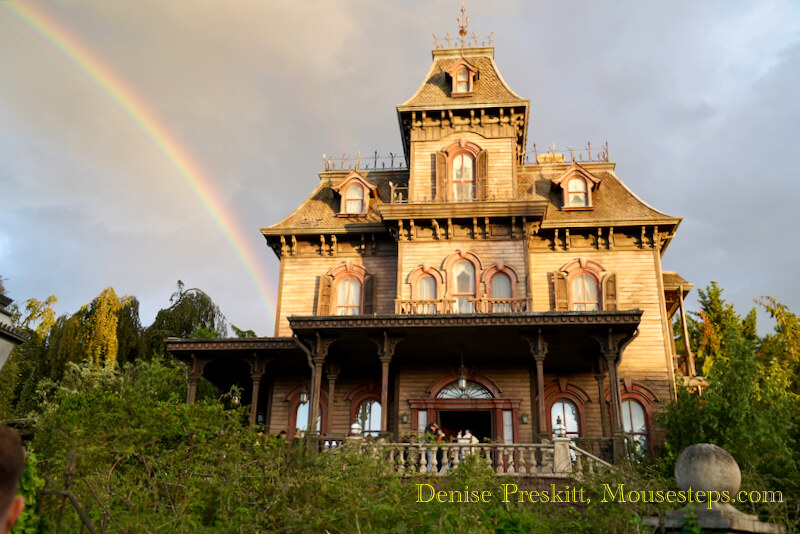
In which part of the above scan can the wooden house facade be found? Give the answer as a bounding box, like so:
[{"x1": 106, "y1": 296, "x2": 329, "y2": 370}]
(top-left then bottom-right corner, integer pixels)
[{"x1": 167, "y1": 38, "x2": 695, "y2": 457}]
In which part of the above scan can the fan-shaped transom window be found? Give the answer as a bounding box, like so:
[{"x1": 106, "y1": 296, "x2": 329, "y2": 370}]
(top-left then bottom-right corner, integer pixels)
[{"x1": 437, "y1": 381, "x2": 493, "y2": 399}]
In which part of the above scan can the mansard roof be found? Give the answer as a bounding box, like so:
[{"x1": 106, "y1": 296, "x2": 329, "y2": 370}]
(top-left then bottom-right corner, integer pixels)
[
  {"x1": 397, "y1": 48, "x2": 528, "y2": 111},
  {"x1": 260, "y1": 171, "x2": 404, "y2": 236}
]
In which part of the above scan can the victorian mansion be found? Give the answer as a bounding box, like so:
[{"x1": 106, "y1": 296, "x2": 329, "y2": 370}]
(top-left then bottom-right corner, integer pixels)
[{"x1": 167, "y1": 31, "x2": 695, "y2": 456}]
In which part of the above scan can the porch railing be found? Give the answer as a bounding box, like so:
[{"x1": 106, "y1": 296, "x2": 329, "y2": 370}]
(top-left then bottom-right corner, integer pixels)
[
  {"x1": 372, "y1": 439, "x2": 613, "y2": 477},
  {"x1": 394, "y1": 297, "x2": 530, "y2": 315}
]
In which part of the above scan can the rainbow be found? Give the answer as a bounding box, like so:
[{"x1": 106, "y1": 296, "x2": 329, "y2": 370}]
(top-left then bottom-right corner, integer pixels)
[{"x1": 2, "y1": 1, "x2": 278, "y2": 331}]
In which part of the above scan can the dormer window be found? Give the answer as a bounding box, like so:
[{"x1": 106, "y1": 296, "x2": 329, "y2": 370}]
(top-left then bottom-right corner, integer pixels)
[
  {"x1": 552, "y1": 164, "x2": 601, "y2": 210},
  {"x1": 331, "y1": 171, "x2": 377, "y2": 217},
  {"x1": 344, "y1": 184, "x2": 365, "y2": 214},
  {"x1": 445, "y1": 59, "x2": 478, "y2": 96},
  {"x1": 566, "y1": 178, "x2": 588, "y2": 207}
]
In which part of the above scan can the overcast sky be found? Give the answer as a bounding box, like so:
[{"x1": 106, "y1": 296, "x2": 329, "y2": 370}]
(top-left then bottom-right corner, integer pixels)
[{"x1": 1, "y1": 0, "x2": 799, "y2": 337}]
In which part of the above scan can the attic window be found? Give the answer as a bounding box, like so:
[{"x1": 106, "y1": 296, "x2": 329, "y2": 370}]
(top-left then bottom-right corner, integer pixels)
[
  {"x1": 566, "y1": 178, "x2": 589, "y2": 207},
  {"x1": 446, "y1": 60, "x2": 477, "y2": 97},
  {"x1": 344, "y1": 184, "x2": 365, "y2": 214}
]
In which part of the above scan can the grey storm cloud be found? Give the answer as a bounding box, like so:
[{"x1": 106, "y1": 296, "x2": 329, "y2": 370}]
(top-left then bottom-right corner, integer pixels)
[{"x1": 1, "y1": 0, "x2": 798, "y2": 335}]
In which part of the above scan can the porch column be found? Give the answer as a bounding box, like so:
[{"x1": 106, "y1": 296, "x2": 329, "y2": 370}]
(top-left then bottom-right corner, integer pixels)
[
  {"x1": 678, "y1": 285, "x2": 697, "y2": 377},
  {"x1": 186, "y1": 354, "x2": 210, "y2": 404},
  {"x1": 309, "y1": 333, "x2": 334, "y2": 435},
  {"x1": 523, "y1": 330, "x2": 548, "y2": 436},
  {"x1": 248, "y1": 355, "x2": 268, "y2": 427},
  {"x1": 374, "y1": 331, "x2": 402, "y2": 433},
  {"x1": 593, "y1": 328, "x2": 630, "y2": 434},
  {"x1": 325, "y1": 362, "x2": 340, "y2": 435},
  {"x1": 595, "y1": 358, "x2": 611, "y2": 438}
]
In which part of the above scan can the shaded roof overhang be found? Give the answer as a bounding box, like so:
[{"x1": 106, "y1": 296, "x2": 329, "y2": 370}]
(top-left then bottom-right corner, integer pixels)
[
  {"x1": 380, "y1": 200, "x2": 547, "y2": 221},
  {"x1": 165, "y1": 337, "x2": 302, "y2": 358}
]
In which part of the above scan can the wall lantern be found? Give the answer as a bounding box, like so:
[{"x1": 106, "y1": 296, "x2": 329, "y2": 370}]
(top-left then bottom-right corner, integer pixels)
[
  {"x1": 520, "y1": 413, "x2": 529, "y2": 425},
  {"x1": 401, "y1": 412, "x2": 409, "y2": 424},
  {"x1": 299, "y1": 386, "x2": 309, "y2": 405},
  {"x1": 457, "y1": 354, "x2": 468, "y2": 392}
]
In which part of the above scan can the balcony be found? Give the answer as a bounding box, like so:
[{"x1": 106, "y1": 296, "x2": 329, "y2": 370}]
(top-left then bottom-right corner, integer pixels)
[{"x1": 395, "y1": 297, "x2": 530, "y2": 315}]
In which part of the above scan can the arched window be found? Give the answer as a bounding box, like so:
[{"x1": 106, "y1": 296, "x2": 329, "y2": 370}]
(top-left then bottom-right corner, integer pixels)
[
  {"x1": 452, "y1": 154, "x2": 474, "y2": 201},
  {"x1": 456, "y1": 69, "x2": 470, "y2": 93},
  {"x1": 566, "y1": 178, "x2": 588, "y2": 207},
  {"x1": 571, "y1": 273, "x2": 599, "y2": 311},
  {"x1": 452, "y1": 260, "x2": 476, "y2": 313},
  {"x1": 295, "y1": 402, "x2": 322, "y2": 436},
  {"x1": 356, "y1": 400, "x2": 381, "y2": 437},
  {"x1": 550, "y1": 399, "x2": 580, "y2": 438},
  {"x1": 336, "y1": 278, "x2": 362, "y2": 315},
  {"x1": 418, "y1": 274, "x2": 437, "y2": 313},
  {"x1": 621, "y1": 400, "x2": 648, "y2": 455},
  {"x1": 437, "y1": 381, "x2": 493, "y2": 399},
  {"x1": 345, "y1": 184, "x2": 365, "y2": 214},
  {"x1": 490, "y1": 272, "x2": 511, "y2": 312}
]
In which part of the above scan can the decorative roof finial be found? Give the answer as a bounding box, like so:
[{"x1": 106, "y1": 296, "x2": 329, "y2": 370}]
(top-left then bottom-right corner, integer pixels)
[{"x1": 457, "y1": 3, "x2": 470, "y2": 48}]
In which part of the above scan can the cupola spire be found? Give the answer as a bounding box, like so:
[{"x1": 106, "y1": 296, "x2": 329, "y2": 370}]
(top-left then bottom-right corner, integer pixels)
[{"x1": 457, "y1": 3, "x2": 470, "y2": 48}]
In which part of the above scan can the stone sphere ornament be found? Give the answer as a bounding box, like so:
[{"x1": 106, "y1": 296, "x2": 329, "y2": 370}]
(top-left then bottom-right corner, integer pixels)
[{"x1": 674, "y1": 443, "x2": 741, "y2": 496}]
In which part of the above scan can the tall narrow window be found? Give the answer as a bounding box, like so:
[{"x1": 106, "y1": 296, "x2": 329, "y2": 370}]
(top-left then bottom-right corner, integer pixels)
[
  {"x1": 491, "y1": 273, "x2": 511, "y2": 312},
  {"x1": 551, "y1": 399, "x2": 580, "y2": 438},
  {"x1": 452, "y1": 260, "x2": 476, "y2": 313},
  {"x1": 418, "y1": 274, "x2": 437, "y2": 313},
  {"x1": 295, "y1": 402, "x2": 321, "y2": 436},
  {"x1": 452, "y1": 154, "x2": 474, "y2": 201},
  {"x1": 567, "y1": 179, "x2": 588, "y2": 207},
  {"x1": 336, "y1": 278, "x2": 361, "y2": 315},
  {"x1": 356, "y1": 400, "x2": 381, "y2": 437},
  {"x1": 622, "y1": 400, "x2": 648, "y2": 455},
  {"x1": 571, "y1": 274, "x2": 599, "y2": 311},
  {"x1": 345, "y1": 184, "x2": 365, "y2": 214},
  {"x1": 456, "y1": 69, "x2": 469, "y2": 93}
]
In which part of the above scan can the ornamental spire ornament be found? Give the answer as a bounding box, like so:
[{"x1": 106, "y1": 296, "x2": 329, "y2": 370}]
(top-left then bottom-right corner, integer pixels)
[{"x1": 457, "y1": 3, "x2": 470, "y2": 48}]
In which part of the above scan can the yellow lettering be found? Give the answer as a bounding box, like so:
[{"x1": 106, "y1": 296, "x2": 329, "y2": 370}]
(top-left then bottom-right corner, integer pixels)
[
  {"x1": 417, "y1": 483, "x2": 435, "y2": 503},
  {"x1": 501, "y1": 483, "x2": 518, "y2": 503}
]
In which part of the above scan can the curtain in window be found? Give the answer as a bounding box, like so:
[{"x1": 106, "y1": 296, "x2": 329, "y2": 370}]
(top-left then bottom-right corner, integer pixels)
[
  {"x1": 567, "y1": 179, "x2": 588, "y2": 207},
  {"x1": 418, "y1": 275, "x2": 436, "y2": 313},
  {"x1": 453, "y1": 260, "x2": 475, "y2": 313},
  {"x1": 336, "y1": 278, "x2": 361, "y2": 315},
  {"x1": 452, "y1": 154, "x2": 474, "y2": 200},
  {"x1": 345, "y1": 184, "x2": 364, "y2": 213},
  {"x1": 571, "y1": 274, "x2": 599, "y2": 311},
  {"x1": 491, "y1": 273, "x2": 511, "y2": 312}
]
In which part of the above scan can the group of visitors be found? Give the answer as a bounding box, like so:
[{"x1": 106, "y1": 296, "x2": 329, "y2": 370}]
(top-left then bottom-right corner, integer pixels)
[{"x1": 423, "y1": 423, "x2": 480, "y2": 472}]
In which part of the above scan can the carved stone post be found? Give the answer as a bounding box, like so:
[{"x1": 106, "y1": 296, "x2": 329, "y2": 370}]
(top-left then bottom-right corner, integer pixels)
[
  {"x1": 325, "y1": 362, "x2": 341, "y2": 435},
  {"x1": 248, "y1": 355, "x2": 268, "y2": 427},
  {"x1": 186, "y1": 354, "x2": 210, "y2": 404},
  {"x1": 523, "y1": 330, "x2": 548, "y2": 437},
  {"x1": 309, "y1": 333, "x2": 334, "y2": 435},
  {"x1": 374, "y1": 331, "x2": 402, "y2": 433}
]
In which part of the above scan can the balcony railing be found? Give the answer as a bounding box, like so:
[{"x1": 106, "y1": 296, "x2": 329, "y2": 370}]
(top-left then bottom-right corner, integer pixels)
[
  {"x1": 375, "y1": 440, "x2": 613, "y2": 478},
  {"x1": 394, "y1": 297, "x2": 530, "y2": 315}
]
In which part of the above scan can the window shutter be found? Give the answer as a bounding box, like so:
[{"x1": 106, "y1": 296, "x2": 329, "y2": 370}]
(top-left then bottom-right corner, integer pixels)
[
  {"x1": 435, "y1": 151, "x2": 447, "y2": 201},
  {"x1": 603, "y1": 273, "x2": 618, "y2": 311},
  {"x1": 317, "y1": 275, "x2": 332, "y2": 315},
  {"x1": 553, "y1": 271, "x2": 569, "y2": 311},
  {"x1": 476, "y1": 149, "x2": 489, "y2": 199},
  {"x1": 362, "y1": 274, "x2": 376, "y2": 314}
]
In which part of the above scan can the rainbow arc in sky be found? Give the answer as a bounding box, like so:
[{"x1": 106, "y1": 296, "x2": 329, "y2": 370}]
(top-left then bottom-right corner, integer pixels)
[{"x1": 2, "y1": 1, "x2": 277, "y2": 330}]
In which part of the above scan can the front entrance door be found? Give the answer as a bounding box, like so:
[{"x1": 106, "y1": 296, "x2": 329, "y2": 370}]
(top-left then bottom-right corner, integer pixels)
[{"x1": 438, "y1": 411, "x2": 492, "y2": 443}]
